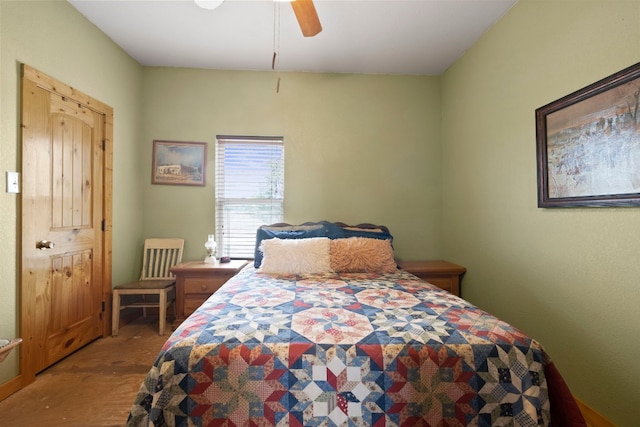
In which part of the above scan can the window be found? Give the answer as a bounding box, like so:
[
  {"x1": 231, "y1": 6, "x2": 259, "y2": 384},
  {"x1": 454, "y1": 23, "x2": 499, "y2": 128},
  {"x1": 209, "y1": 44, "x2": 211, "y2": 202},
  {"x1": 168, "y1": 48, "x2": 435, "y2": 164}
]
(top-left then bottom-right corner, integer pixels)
[{"x1": 215, "y1": 135, "x2": 284, "y2": 258}]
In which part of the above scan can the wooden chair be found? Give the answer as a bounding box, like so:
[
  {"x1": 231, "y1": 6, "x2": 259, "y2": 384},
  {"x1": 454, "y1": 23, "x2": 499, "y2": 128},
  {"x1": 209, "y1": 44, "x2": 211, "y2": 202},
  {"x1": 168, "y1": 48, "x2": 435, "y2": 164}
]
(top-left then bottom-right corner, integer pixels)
[{"x1": 112, "y1": 238, "x2": 184, "y2": 336}]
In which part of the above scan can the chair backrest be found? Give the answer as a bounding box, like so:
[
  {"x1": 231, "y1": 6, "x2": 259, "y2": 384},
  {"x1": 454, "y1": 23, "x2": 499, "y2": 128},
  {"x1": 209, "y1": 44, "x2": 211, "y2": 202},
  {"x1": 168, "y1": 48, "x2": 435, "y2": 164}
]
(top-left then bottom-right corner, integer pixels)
[{"x1": 139, "y1": 238, "x2": 184, "y2": 280}]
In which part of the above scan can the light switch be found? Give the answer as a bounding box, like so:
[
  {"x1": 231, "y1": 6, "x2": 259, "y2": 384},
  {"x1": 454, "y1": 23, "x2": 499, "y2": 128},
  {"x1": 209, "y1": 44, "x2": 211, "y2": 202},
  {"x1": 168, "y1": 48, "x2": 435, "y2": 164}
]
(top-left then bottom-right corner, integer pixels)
[{"x1": 6, "y1": 171, "x2": 20, "y2": 193}]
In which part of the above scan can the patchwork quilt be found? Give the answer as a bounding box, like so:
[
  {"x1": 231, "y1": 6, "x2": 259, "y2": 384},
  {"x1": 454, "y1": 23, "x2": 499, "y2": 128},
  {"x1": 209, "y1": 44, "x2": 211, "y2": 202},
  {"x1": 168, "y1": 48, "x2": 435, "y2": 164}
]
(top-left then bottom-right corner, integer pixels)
[{"x1": 127, "y1": 267, "x2": 584, "y2": 426}]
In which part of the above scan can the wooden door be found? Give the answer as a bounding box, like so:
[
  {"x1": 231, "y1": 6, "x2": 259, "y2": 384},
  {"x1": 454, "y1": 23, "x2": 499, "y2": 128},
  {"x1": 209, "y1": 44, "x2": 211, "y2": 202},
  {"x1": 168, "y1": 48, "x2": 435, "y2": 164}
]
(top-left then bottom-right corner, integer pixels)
[{"x1": 20, "y1": 65, "x2": 113, "y2": 380}]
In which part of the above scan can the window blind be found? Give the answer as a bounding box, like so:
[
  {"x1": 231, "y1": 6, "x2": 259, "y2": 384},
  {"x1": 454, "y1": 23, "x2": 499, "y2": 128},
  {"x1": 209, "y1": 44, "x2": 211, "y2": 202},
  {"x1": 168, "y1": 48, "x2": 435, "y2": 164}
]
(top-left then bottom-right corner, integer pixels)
[{"x1": 215, "y1": 135, "x2": 284, "y2": 259}]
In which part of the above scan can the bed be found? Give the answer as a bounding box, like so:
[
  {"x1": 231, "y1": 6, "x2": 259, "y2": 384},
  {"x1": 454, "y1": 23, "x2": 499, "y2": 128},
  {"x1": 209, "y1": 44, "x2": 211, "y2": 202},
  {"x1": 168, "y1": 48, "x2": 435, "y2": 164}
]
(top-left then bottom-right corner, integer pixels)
[{"x1": 127, "y1": 222, "x2": 585, "y2": 426}]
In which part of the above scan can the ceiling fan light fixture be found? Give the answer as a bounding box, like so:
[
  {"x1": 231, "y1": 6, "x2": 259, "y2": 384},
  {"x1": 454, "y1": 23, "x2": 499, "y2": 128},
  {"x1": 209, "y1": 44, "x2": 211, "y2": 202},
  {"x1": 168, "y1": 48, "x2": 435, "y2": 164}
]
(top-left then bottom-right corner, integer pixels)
[{"x1": 194, "y1": 0, "x2": 224, "y2": 10}]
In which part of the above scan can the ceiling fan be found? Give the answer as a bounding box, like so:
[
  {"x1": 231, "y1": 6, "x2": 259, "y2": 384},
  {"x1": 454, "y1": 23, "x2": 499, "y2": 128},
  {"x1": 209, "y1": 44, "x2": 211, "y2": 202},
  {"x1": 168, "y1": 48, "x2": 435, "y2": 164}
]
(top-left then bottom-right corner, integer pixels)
[{"x1": 194, "y1": 0, "x2": 322, "y2": 37}]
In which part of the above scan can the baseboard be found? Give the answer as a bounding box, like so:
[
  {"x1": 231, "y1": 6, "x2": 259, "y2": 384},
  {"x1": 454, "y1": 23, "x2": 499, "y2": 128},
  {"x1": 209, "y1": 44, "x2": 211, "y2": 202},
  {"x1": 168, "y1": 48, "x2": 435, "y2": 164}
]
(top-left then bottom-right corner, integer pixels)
[
  {"x1": 576, "y1": 397, "x2": 616, "y2": 427},
  {"x1": 0, "y1": 374, "x2": 23, "y2": 401}
]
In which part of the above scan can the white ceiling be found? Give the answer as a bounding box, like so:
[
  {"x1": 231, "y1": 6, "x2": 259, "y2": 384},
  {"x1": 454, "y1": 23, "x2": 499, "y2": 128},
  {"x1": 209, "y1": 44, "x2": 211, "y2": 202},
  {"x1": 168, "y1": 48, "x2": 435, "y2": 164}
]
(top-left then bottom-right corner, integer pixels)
[{"x1": 68, "y1": 0, "x2": 518, "y2": 75}]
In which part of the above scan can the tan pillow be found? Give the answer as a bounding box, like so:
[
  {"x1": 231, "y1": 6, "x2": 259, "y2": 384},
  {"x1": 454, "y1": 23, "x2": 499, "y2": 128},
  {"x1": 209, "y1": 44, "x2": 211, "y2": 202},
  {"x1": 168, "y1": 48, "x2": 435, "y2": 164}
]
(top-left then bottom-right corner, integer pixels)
[{"x1": 330, "y1": 237, "x2": 397, "y2": 273}]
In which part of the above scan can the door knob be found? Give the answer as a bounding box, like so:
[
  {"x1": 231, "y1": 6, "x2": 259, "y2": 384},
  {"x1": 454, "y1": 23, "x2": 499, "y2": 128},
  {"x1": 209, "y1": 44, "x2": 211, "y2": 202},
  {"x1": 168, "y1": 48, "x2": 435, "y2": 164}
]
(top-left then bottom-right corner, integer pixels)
[{"x1": 36, "y1": 240, "x2": 55, "y2": 250}]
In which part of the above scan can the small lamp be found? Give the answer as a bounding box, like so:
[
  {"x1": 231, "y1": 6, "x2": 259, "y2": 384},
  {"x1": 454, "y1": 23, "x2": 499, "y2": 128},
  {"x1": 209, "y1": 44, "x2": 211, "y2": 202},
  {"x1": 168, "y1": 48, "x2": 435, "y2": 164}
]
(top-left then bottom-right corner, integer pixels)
[{"x1": 204, "y1": 234, "x2": 218, "y2": 264}]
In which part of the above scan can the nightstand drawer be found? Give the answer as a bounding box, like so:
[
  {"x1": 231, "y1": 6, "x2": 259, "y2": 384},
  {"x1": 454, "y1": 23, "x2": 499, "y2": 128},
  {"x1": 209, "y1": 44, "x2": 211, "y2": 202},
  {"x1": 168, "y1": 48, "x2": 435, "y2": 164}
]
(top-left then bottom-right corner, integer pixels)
[
  {"x1": 421, "y1": 276, "x2": 454, "y2": 293},
  {"x1": 184, "y1": 277, "x2": 229, "y2": 295},
  {"x1": 184, "y1": 297, "x2": 209, "y2": 315},
  {"x1": 399, "y1": 260, "x2": 466, "y2": 297}
]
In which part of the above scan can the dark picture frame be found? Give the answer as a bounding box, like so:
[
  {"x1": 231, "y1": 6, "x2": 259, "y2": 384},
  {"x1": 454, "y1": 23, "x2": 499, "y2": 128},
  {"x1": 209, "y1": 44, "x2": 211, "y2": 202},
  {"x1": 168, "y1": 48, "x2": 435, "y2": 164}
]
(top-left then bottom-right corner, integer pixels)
[
  {"x1": 536, "y1": 62, "x2": 640, "y2": 207},
  {"x1": 152, "y1": 140, "x2": 207, "y2": 186}
]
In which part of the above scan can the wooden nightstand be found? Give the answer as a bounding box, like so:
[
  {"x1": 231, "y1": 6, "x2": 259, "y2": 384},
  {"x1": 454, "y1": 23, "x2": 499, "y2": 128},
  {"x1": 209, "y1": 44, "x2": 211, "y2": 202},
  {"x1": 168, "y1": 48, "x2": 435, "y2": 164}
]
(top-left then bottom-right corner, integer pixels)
[
  {"x1": 398, "y1": 260, "x2": 466, "y2": 297},
  {"x1": 170, "y1": 260, "x2": 248, "y2": 325}
]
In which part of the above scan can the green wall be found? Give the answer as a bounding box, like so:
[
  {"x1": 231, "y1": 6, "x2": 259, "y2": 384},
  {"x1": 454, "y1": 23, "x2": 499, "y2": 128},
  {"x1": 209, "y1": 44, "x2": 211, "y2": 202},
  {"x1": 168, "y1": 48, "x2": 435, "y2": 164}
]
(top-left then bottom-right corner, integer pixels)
[
  {"x1": 140, "y1": 68, "x2": 443, "y2": 262},
  {"x1": 442, "y1": 0, "x2": 640, "y2": 424},
  {"x1": 0, "y1": 1, "x2": 143, "y2": 383}
]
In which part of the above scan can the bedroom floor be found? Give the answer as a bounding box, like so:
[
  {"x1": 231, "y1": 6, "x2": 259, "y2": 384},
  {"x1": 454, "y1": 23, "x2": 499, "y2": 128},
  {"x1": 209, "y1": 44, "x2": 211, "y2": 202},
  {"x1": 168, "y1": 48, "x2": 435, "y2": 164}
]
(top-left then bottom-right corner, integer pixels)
[{"x1": 0, "y1": 319, "x2": 167, "y2": 426}]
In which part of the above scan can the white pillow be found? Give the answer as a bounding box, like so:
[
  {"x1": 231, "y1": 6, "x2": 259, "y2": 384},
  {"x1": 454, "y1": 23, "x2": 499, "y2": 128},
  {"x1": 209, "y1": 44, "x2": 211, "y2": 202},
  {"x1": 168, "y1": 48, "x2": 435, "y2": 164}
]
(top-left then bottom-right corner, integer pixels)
[{"x1": 259, "y1": 237, "x2": 332, "y2": 274}]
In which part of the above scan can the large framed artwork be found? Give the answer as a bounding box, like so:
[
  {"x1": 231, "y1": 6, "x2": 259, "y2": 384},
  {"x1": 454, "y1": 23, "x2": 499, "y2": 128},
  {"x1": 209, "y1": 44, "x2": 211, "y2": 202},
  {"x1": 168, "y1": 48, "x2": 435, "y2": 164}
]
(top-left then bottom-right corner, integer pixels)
[
  {"x1": 536, "y1": 62, "x2": 640, "y2": 207},
  {"x1": 152, "y1": 140, "x2": 207, "y2": 186}
]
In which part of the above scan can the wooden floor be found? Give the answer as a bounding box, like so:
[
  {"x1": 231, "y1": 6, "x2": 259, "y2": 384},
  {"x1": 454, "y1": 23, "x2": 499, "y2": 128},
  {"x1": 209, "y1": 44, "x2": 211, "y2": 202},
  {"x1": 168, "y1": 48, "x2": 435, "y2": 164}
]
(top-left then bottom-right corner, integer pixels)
[{"x1": 0, "y1": 319, "x2": 168, "y2": 426}]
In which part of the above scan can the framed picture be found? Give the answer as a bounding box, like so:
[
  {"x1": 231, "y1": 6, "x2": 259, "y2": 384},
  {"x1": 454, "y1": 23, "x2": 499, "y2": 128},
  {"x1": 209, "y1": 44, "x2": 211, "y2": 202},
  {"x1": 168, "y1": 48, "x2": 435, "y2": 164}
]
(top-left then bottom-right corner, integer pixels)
[
  {"x1": 536, "y1": 62, "x2": 640, "y2": 207},
  {"x1": 152, "y1": 140, "x2": 207, "y2": 186}
]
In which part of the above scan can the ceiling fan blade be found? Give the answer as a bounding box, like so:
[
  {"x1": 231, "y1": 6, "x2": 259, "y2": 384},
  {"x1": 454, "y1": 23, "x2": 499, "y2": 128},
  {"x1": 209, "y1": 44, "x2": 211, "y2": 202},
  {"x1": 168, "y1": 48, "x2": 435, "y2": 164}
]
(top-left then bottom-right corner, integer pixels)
[{"x1": 290, "y1": 0, "x2": 322, "y2": 37}]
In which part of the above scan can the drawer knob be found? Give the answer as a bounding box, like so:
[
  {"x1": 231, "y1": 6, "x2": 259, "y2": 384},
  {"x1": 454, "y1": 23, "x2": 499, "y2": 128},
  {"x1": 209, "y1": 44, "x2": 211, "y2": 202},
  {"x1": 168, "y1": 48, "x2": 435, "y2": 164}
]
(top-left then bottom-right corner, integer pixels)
[{"x1": 200, "y1": 284, "x2": 208, "y2": 291}]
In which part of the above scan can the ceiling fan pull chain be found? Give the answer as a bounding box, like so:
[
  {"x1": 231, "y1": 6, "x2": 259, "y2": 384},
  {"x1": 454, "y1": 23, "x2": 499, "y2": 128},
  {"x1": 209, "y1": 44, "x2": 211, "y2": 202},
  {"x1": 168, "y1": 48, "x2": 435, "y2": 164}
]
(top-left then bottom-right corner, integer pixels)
[
  {"x1": 272, "y1": 52, "x2": 281, "y2": 94},
  {"x1": 273, "y1": 2, "x2": 281, "y2": 93}
]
